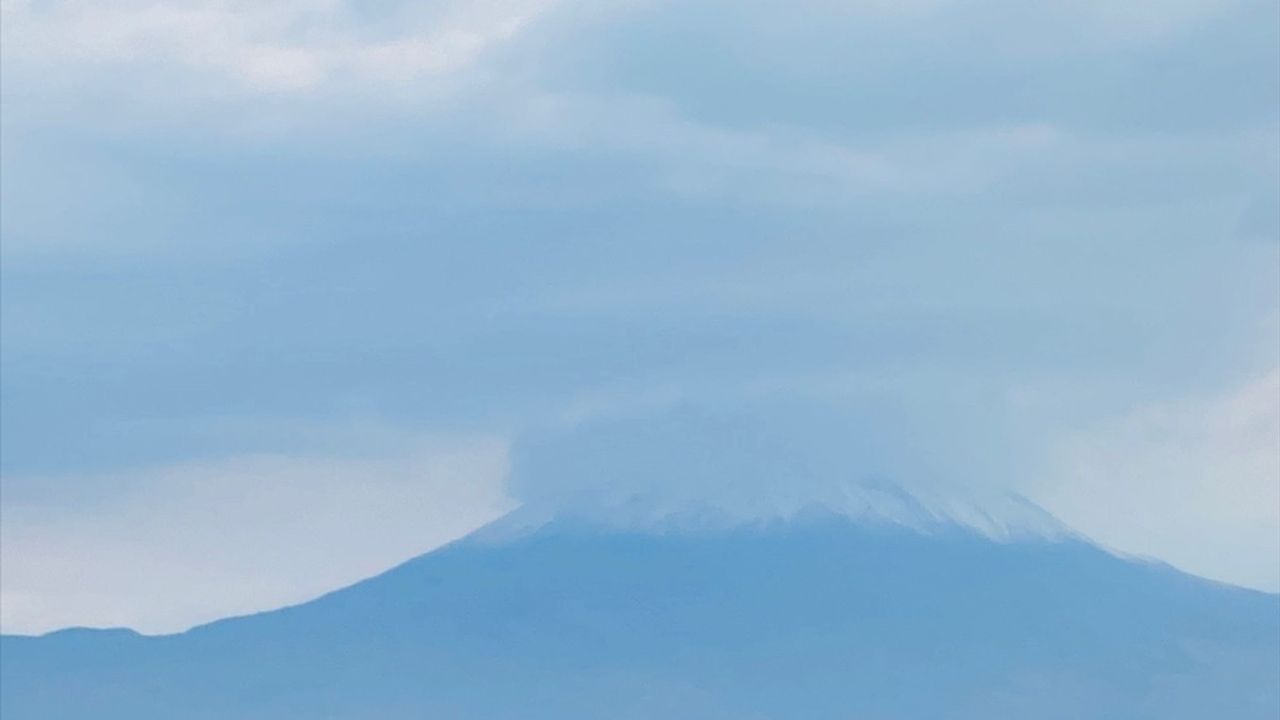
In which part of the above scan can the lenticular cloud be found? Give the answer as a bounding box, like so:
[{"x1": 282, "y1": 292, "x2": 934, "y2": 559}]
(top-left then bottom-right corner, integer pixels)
[{"x1": 504, "y1": 401, "x2": 1065, "y2": 539}]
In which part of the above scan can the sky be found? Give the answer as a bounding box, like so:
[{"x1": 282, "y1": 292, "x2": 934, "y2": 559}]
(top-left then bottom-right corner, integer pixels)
[{"x1": 1, "y1": 0, "x2": 1277, "y2": 634}]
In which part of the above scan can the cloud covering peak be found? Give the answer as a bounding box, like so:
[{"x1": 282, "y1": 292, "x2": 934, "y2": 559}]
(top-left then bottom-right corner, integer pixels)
[{"x1": 504, "y1": 401, "x2": 1067, "y2": 539}]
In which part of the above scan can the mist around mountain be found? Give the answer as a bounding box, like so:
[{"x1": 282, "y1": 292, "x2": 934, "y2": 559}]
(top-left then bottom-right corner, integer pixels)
[
  {"x1": 3, "y1": 511, "x2": 1278, "y2": 720},
  {"x1": 4, "y1": 408, "x2": 1278, "y2": 719},
  {"x1": 2, "y1": 1, "x2": 1277, "y2": 715}
]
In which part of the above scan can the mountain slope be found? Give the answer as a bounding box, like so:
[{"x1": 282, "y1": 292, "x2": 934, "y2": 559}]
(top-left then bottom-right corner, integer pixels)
[{"x1": 3, "y1": 516, "x2": 1277, "y2": 719}]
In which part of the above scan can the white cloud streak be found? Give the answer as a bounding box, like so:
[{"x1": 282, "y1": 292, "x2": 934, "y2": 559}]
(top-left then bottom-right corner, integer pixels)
[{"x1": 1, "y1": 0, "x2": 554, "y2": 93}]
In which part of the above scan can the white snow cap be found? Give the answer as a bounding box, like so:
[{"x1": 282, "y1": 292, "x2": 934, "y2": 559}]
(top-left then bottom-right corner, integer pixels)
[{"x1": 500, "y1": 401, "x2": 1067, "y2": 540}]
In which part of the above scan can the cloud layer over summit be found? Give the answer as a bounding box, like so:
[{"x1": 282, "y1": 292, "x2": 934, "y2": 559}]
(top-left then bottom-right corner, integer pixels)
[{"x1": 1, "y1": 0, "x2": 1277, "y2": 633}]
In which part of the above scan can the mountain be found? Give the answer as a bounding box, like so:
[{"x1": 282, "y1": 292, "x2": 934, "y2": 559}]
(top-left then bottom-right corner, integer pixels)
[{"x1": 3, "y1": 513, "x2": 1277, "y2": 719}]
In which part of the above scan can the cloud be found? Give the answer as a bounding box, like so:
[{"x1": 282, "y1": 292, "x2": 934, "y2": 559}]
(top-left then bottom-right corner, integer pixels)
[
  {"x1": 0, "y1": 434, "x2": 513, "y2": 635},
  {"x1": 507, "y1": 399, "x2": 1066, "y2": 539},
  {"x1": 0, "y1": 0, "x2": 1276, "y2": 631},
  {"x1": 1032, "y1": 369, "x2": 1280, "y2": 591},
  {"x1": 3, "y1": 0, "x2": 1275, "y2": 254},
  {"x1": 1, "y1": 0, "x2": 555, "y2": 94}
]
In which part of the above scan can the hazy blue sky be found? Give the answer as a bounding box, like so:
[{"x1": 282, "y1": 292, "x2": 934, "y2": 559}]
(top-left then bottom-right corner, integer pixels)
[{"x1": 1, "y1": 0, "x2": 1277, "y2": 633}]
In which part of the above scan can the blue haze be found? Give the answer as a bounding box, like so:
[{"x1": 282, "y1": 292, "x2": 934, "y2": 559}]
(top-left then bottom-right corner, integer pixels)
[
  {"x1": 3, "y1": 520, "x2": 1277, "y2": 719},
  {"x1": 0, "y1": 0, "x2": 1278, "y2": 711}
]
